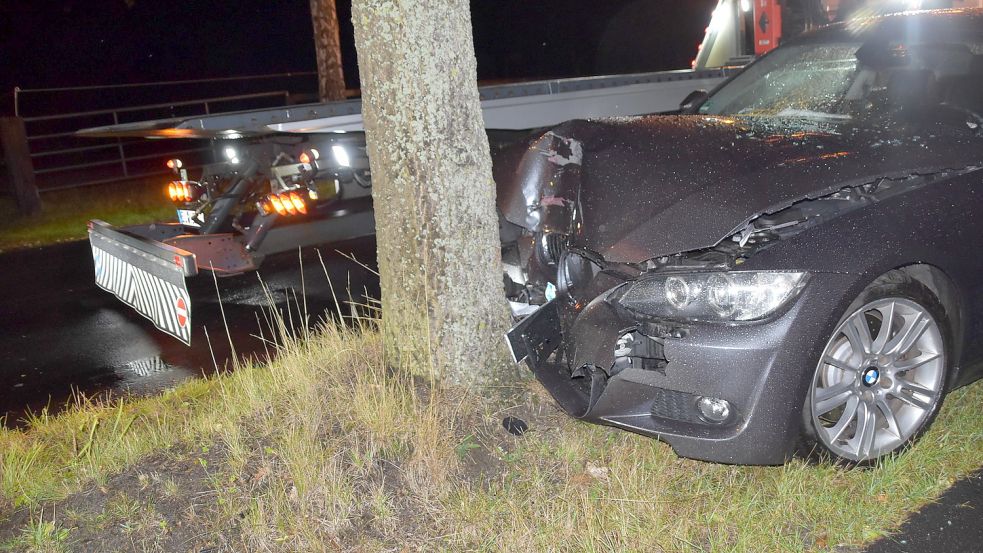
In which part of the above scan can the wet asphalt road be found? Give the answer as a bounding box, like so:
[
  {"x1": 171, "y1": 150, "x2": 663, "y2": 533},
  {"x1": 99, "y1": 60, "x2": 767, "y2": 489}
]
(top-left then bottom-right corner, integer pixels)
[
  {"x1": 867, "y1": 468, "x2": 983, "y2": 553},
  {"x1": 0, "y1": 238, "x2": 379, "y2": 426},
  {"x1": 0, "y1": 239, "x2": 979, "y2": 551}
]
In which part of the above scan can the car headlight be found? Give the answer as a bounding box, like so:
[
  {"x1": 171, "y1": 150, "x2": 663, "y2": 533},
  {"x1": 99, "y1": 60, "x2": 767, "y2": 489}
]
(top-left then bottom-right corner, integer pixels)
[{"x1": 619, "y1": 271, "x2": 809, "y2": 323}]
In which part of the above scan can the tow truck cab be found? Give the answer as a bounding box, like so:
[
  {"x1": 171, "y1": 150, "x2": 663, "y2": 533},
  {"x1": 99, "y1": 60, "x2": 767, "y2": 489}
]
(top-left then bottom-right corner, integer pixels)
[{"x1": 695, "y1": 0, "x2": 983, "y2": 70}]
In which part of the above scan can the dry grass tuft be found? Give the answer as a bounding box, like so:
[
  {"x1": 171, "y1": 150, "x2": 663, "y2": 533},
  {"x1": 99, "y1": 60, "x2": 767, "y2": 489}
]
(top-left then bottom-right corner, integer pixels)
[{"x1": 1, "y1": 308, "x2": 982, "y2": 551}]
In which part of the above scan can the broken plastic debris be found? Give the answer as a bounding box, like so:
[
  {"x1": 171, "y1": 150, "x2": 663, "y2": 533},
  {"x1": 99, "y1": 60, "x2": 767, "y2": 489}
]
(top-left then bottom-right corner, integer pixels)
[
  {"x1": 545, "y1": 283, "x2": 557, "y2": 301},
  {"x1": 502, "y1": 416, "x2": 529, "y2": 436}
]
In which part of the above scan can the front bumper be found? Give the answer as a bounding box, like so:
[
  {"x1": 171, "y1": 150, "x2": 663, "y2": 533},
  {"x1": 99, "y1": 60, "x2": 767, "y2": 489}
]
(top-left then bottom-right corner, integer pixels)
[{"x1": 509, "y1": 272, "x2": 856, "y2": 465}]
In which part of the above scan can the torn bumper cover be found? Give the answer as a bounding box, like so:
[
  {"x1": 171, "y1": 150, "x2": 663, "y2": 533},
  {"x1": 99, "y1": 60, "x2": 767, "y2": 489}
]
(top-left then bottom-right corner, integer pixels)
[{"x1": 508, "y1": 256, "x2": 855, "y2": 465}]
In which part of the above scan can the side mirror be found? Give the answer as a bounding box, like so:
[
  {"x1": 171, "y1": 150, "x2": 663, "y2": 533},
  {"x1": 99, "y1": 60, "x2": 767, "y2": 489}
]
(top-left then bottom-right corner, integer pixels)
[{"x1": 679, "y1": 89, "x2": 709, "y2": 113}]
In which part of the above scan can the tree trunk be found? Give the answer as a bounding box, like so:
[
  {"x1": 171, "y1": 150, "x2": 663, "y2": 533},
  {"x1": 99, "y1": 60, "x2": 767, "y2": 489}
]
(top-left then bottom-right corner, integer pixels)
[
  {"x1": 351, "y1": 0, "x2": 514, "y2": 388},
  {"x1": 310, "y1": 0, "x2": 347, "y2": 102},
  {"x1": 0, "y1": 117, "x2": 41, "y2": 216}
]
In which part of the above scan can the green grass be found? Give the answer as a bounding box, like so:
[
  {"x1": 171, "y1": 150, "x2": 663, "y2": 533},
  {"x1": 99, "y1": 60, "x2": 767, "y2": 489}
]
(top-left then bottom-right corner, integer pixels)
[
  {"x1": 1, "y1": 312, "x2": 981, "y2": 551},
  {"x1": 2, "y1": 514, "x2": 71, "y2": 553},
  {"x1": 0, "y1": 179, "x2": 175, "y2": 253}
]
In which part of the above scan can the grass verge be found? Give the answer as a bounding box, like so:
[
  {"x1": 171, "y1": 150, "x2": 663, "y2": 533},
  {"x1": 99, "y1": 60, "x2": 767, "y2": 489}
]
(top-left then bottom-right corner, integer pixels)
[
  {"x1": 0, "y1": 179, "x2": 174, "y2": 253},
  {"x1": 0, "y1": 318, "x2": 981, "y2": 551}
]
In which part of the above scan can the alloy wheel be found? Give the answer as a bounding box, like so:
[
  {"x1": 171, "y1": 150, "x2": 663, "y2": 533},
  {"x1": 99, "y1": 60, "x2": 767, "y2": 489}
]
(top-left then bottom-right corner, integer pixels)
[{"x1": 810, "y1": 297, "x2": 945, "y2": 462}]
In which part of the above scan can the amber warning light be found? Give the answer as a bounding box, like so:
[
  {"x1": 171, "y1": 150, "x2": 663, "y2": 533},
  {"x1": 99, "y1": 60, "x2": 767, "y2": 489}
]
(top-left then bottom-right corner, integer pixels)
[
  {"x1": 262, "y1": 191, "x2": 309, "y2": 216},
  {"x1": 167, "y1": 181, "x2": 201, "y2": 203},
  {"x1": 298, "y1": 148, "x2": 320, "y2": 165}
]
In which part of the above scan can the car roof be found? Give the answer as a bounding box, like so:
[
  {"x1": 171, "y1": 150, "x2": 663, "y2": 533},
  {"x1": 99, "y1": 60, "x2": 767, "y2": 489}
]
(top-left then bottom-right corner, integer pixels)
[{"x1": 789, "y1": 8, "x2": 983, "y2": 46}]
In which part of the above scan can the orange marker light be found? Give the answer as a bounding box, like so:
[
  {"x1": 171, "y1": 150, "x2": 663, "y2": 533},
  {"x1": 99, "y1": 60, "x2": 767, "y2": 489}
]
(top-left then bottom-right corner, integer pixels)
[
  {"x1": 269, "y1": 194, "x2": 287, "y2": 216},
  {"x1": 167, "y1": 182, "x2": 176, "y2": 201},
  {"x1": 298, "y1": 152, "x2": 311, "y2": 165},
  {"x1": 281, "y1": 193, "x2": 297, "y2": 215},
  {"x1": 289, "y1": 191, "x2": 307, "y2": 215}
]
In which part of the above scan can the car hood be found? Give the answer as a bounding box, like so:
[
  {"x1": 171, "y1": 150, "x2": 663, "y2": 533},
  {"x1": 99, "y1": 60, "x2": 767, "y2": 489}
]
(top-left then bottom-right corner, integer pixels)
[{"x1": 495, "y1": 115, "x2": 983, "y2": 262}]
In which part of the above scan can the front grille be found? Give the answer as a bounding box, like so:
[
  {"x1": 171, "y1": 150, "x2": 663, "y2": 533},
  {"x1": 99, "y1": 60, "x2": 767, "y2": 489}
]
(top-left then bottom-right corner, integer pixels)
[{"x1": 541, "y1": 232, "x2": 569, "y2": 265}]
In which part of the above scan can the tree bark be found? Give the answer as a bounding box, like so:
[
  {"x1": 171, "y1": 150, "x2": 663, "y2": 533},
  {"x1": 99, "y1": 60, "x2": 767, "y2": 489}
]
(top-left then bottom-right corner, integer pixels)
[
  {"x1": 310, "y1": 0, "x2": 348, "y2": 102},
  {"x1": 351, "y1": 0, "x2": 514, "y2": 388}
]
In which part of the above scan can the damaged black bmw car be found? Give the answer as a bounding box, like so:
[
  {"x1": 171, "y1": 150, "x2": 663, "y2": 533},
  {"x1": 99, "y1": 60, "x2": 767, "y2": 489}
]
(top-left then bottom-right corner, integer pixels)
[{"x1": 503, "y1": 9, "x2": 983, "y2": 465}]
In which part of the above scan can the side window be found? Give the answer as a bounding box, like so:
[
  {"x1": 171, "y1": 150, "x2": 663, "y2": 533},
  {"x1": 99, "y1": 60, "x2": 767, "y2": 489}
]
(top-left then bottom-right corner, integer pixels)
[
  {"x1": 941, "y1": 55, "x2": 983, "y2": 115},
  {"x1": 907, "y1": 41, "x2": 983, "y2": 115}
]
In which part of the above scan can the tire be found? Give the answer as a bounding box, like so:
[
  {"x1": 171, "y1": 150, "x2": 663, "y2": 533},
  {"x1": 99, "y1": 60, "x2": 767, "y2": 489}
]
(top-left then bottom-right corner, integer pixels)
[{"x1": 799, "y1": 271, "x2": 952, "y2": 466}]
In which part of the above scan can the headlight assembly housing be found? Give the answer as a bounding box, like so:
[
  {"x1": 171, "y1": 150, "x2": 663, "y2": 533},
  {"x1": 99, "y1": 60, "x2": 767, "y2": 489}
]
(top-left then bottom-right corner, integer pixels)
[{"x1": 618, "y1": 271, "x2": 809, "y2": 323}]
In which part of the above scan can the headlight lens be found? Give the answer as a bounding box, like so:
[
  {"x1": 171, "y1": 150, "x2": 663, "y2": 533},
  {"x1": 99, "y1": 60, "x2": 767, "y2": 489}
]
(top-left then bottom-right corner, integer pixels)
[{"x1": 619, "y1": 271, "x2": 809, "y2": 322}]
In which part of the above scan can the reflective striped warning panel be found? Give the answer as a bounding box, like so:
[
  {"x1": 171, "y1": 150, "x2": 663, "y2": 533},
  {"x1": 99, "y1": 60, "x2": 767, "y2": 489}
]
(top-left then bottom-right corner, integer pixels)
[{"x1": 89, "y1": 229, "x2": 194, "y2": 345}]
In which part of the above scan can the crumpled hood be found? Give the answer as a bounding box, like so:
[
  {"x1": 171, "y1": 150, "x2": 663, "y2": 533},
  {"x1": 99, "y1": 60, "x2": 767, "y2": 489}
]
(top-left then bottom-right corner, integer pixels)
[{"x1": 496, "y1": 115, "x2": 983, "y2": 262}]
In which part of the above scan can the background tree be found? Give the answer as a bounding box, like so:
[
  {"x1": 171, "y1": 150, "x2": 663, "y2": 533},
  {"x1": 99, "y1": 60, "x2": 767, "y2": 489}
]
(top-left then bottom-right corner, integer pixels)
[
  {"x1": 351, "y1": 0, "x2": 513, "y2": 388},
  {"x1": 310, "y1": 0, "x2": 347, "y2": 102}
]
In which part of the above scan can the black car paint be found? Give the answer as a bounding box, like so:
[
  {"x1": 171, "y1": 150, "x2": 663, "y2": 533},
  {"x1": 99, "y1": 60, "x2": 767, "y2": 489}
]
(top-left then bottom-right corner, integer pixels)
[
  {"x1": 503, "y1": 10, "x2": 983, "y2": 464},
  {"x1": 498, "y1": 116, "x2": 982, "y2": 264}
]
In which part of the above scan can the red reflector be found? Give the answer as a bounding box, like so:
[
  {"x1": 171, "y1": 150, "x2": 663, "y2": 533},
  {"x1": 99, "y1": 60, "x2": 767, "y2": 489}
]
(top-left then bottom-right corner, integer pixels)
[
  {"x1": 176, "y1": 297, "x2": 188, "y2": 328},
  {"x1": 174, "y1": 255, "x2": 184, "y2": 268}
]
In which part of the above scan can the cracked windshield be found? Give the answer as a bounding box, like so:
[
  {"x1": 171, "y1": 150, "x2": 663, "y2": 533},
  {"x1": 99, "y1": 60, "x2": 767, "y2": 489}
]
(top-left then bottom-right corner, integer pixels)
[{"x1": 700, "y1": 38, "x2": 983, "y2": 126}]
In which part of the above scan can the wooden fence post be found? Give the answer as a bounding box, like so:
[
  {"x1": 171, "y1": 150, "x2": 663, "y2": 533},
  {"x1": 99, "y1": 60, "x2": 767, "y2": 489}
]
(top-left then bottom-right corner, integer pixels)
[{"x1": 0, "y1": 117, "x2": 41, "y2": 216}]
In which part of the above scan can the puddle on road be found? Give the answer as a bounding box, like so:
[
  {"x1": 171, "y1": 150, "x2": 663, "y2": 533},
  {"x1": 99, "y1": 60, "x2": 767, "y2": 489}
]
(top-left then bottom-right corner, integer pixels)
[{"x1": 0, "y1": 240, "x2": 380, "y2": 429}]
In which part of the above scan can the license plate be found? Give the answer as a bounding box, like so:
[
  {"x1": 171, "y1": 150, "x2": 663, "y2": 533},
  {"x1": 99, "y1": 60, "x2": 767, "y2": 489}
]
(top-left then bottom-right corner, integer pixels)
[{"x1": 177, "y1": 209, "x2": 200, "y2": 227}]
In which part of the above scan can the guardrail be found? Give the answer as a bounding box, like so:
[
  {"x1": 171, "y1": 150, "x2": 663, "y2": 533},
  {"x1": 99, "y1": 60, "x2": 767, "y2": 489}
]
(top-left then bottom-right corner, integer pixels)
[
  {"x1": 8, "y1": 72, "x2": 319, "y2": 192},
  {"x1": 25, "y1": 91, "x2": 290, "y2": 191}
]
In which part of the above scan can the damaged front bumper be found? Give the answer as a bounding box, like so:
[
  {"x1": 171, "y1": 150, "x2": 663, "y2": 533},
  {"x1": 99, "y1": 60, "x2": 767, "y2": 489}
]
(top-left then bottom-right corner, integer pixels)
[{"x1": 507, "y1": 272, "x2": 855, "y2": 465}]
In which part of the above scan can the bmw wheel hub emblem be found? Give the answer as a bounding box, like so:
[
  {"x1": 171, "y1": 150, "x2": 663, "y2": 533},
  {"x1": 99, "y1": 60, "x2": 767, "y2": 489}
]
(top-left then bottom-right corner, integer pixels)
[{"x1": 862, "y1": 367, "x2": 880, "y2": 387}]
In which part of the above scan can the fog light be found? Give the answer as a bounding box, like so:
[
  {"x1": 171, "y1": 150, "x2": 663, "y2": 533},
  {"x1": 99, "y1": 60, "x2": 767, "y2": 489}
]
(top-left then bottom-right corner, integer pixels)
[{"x1": 695, "y1": 396, "x2": 731, "y2": 423}]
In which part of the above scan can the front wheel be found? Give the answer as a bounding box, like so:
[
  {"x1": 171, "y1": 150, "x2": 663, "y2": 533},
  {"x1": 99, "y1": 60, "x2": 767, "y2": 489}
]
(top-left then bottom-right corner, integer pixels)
[{"x1": 802, "y1": 275, "x2": 950, "y2": 465}]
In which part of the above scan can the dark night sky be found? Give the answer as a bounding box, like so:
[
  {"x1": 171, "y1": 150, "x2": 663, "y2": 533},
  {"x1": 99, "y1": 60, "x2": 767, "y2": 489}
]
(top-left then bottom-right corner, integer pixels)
[{"x1": 0, "y1": 0, "x2": 716, "y2": 113}]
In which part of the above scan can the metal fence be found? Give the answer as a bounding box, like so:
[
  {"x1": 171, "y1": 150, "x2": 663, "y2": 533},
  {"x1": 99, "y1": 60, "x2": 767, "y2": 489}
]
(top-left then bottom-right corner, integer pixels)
[{"x1": 12, "y1": 72, "x2": 318, "y2": 191}]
